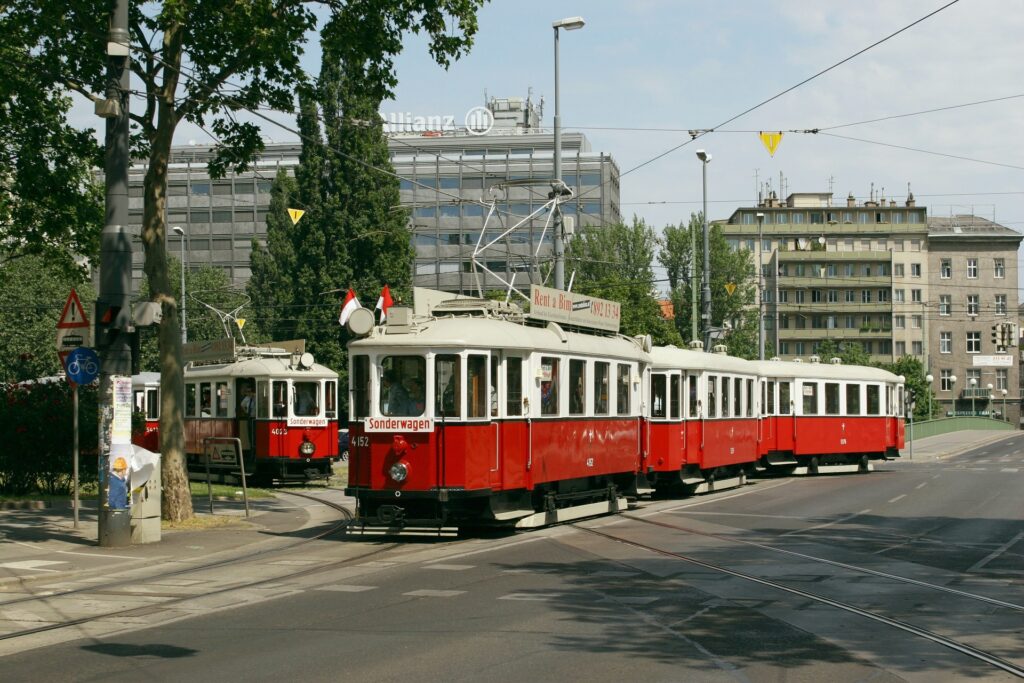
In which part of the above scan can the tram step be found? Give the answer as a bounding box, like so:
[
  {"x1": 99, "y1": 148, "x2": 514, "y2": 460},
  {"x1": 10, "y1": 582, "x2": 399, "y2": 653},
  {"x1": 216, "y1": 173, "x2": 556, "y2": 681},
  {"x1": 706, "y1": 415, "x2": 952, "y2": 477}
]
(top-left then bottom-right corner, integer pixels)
[{"x1": 514, "y1": 497, "x2": 628, "y2": 529}]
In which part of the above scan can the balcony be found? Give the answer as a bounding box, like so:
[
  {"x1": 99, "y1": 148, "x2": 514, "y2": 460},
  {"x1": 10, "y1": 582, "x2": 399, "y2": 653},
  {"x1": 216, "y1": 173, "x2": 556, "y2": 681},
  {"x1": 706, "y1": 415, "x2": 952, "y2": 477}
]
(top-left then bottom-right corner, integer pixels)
[{"x1": 960, "y1": 387, "x2": 991, "y2": 399}]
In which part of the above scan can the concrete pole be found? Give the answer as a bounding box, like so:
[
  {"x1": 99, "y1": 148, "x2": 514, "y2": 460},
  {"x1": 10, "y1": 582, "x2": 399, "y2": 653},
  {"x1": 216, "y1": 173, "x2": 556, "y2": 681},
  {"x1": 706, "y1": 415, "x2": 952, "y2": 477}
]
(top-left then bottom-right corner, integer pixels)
[
  {"x1": 97, "y1": 0, "x2": 133, "y2": 547},
  {"x1": 690, "y1": 219, "x2": 698, "y2": 342},
  {"x1": 757, "y1": 213, "x2": 765, "y2": 360},
  {"x1": 701, "y1": 157, "x2": 711, "y2": 347},
  {"x1": 552, "y1": 26, "x2": 564, "y2": 291}
]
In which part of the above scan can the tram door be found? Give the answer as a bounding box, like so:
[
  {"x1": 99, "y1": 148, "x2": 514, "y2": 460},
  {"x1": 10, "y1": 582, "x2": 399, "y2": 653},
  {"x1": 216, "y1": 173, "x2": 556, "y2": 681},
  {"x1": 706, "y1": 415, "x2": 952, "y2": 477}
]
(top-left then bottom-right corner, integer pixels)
[{"x1": 489, "y1": 353, "x2": 501, "y2": 488}]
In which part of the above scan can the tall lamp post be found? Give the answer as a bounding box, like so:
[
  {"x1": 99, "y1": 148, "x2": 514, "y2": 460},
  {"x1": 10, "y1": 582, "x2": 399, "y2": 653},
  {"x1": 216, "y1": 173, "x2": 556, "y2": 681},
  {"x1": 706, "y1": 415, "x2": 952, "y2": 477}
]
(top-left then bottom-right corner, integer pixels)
[
  {"x1": 949, "y1": 374, "x2": 957, "y2": 417},
  {"x1": 696, "y1": 149, "x2": 712, "y2": 347},
  {"x1": 552, "y1": 15, "x2": 585, "y2": 291},
  {"x1": 756, "y1": 212, "x2": 765, "y2": 360},
  {"x1": 925, "y1": 373, "x2": 933, "y2": 420},
  {"x1": 969, "y1": 377, "x2": 978, "y2": 417},
  {"x1": 1002, "y1": 388, "x2": 1008, "y2": 422},
  {"x1": 987, "y1": 383, "x2": 994, "y2": 418},
  {"x1": 172, "y1": 226, "x2": 187, "y2": 343}
]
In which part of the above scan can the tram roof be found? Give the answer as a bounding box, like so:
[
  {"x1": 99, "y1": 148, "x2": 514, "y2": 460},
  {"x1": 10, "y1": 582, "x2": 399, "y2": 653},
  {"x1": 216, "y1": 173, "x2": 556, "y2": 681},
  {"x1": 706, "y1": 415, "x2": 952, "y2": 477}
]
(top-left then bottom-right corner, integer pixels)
[
  {"x1": 349, "y1": 315, "x2": 649, "y2": 361},
  {"x1": 186, "y1": 354, "x2": 337, "y2": 380},
  {"x1": 750, "y1": 359, "x2": 902, "y2": 383},
  {"x1": 650, "y1": 345, "x2": 757, "y2": 374}
]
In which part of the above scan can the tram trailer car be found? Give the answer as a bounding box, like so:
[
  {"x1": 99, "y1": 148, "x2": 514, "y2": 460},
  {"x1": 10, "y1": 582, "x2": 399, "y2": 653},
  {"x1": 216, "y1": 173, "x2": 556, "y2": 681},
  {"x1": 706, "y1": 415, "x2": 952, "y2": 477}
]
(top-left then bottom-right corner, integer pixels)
[
  {"x1": 344, "y1": 301, "x2": 651, "y2": 531},
  {"x1": 131, "y1": 346, "x2": 341, "y2": 485},
  {"x1": 647, "y1": 345, "x2": 761, "y2": 492},
  {"x1": 753, "y1": 357, "x2": 904, "y2": 473}
]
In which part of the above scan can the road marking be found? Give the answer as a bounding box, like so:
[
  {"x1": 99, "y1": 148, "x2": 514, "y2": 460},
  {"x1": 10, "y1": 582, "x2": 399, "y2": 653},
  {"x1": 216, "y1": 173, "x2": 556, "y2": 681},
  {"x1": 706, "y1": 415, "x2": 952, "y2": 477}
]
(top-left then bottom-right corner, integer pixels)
[
  {"x1": 1001, "y1": 468, "x2": 1019, "y2": 473},
  {"x1": 888, "y1": 494, "x2": 907, "y2": 503},
  {"x1": 56, "y1": 551, "x2": 145, "y2": 560},
  {"x1": 639, "y1": 479, "x2": 793, "y2": 518},
  {"x1": 499, "y1": 592, "x2": 557, "y2": 601},
  {"x1": 780, "y1": 509, "x2": 871, "y2": 537},
  {"x1": 0, "y1": 560, "x2": 67, "y2": 572},
  {"x1": 404, "y1": 589, "x2": 465, "y2": 598},
  {"x1": 316, "y1": 584, "x2": 377, "y2": 592},
  {"x1": 969, "y1": 532, "x2": 1024, "y2": 572},
  {"x1": 424, "y1": 564, "x2": 474, "y2": 571},
  {"x1": 915, "y1": 483, "x2": 927, "y2": 489}
]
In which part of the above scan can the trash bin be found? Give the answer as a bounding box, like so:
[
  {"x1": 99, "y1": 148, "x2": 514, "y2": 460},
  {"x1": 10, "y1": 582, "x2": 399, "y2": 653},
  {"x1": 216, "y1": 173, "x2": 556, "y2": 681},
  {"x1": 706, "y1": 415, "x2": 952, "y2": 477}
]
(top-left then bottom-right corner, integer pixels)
[
  {"x1": 100, "y1": 508, "x2": 132, "y2": 547},
  {"x1": 130, "y1": 446, "x2": 162, "y2": 544}
]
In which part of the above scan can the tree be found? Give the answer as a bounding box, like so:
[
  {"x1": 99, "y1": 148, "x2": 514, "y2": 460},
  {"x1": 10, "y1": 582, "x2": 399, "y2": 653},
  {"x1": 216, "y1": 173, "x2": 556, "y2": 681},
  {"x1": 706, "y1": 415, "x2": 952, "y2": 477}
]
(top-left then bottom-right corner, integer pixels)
[
  {"x1": 884, "y1": 355, "x2": 931, "y2": 420},
  {"x1": 660, "y1": 213, "x2": 758, "y2": 357},
  {"x1": 5, "y1": 0, "x2": 484, "y2": 521},
  {"x1": 0, "y1": 256, "x2": 96, "y2": 383},
  {"x1": 814, "y1": 338, "x2": 872, "y2": 367},
  {"x1": 566, "y1": 217, "x2": 681, "y2": 346}
]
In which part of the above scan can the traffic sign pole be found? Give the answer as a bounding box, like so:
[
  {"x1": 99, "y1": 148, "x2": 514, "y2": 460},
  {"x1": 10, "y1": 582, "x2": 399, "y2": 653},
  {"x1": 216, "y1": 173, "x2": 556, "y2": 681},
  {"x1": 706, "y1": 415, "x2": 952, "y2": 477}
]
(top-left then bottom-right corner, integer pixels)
[{"x1": 73, "y1": 383, "x2": 79, "y2": 529}]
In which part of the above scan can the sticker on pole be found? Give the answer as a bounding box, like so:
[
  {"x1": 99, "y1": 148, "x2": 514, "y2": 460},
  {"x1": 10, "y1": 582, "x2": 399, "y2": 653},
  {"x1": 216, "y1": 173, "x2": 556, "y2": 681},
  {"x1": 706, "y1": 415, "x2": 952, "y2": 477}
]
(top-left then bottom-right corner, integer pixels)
[{"x1": 65, "y1": 347, "x2": 100, "y2": 385}]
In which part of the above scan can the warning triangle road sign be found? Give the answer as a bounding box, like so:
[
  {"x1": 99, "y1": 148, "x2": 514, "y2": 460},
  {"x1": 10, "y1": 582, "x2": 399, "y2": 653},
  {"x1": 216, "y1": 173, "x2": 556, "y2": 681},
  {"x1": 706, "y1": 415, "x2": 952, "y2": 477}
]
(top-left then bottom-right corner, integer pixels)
[
  {"x1": 57, "y1": 289, "x2": 90, "y2": 329},
  {"x1": 288, "y1": 208, "x2": 305, "y2": 225}
]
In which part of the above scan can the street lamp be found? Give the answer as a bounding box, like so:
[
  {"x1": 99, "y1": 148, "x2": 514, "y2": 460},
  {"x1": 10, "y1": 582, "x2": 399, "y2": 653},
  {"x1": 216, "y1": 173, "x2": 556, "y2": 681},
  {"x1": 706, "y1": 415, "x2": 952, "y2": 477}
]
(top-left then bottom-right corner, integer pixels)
[
  {"x1": 756, "y1": 212, "x2": 765, "y2": 360},
  {"x1": 969, "y1": 377, "x2": 977, "y2": 417},
  {"x1": 1002, "y1": 388, "x2": 1008, "y2": 422},
  {"x1": 925, "y1": 373, "x2": 933, "y2": 420},
  {"x1": 949, "y1": 374, "x2": 957, "y2": 416},
  {"x1": 696, "y1": 149, "x2": 712, "y2": 347},
  {"x1": 987, "y1": 383, "x2": 994, "y2": 418},
  {"x1": 172, "y1": 226, "x2": 187, "y2": 344},
  {"x1": 552, "y1": 15, "x2": 585, "y2": 291}
]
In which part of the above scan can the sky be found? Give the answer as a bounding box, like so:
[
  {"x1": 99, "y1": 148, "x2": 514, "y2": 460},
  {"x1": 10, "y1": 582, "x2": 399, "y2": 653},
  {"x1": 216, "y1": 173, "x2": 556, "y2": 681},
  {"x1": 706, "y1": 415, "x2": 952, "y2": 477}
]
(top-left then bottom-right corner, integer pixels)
[{"x1": 86, "y1": 0, "x2": 1024, "y2": 289}]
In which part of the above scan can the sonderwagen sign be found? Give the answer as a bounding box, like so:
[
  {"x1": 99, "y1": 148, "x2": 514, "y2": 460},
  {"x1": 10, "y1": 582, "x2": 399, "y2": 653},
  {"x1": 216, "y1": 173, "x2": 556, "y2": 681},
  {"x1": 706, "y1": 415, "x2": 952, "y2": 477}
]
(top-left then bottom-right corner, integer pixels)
[
  {"x1": 364, "y1": 417, "x2": 434, "y2": 432},
  {"x1": 529, "y1": 284, "x2": 621, "y2": 333}
]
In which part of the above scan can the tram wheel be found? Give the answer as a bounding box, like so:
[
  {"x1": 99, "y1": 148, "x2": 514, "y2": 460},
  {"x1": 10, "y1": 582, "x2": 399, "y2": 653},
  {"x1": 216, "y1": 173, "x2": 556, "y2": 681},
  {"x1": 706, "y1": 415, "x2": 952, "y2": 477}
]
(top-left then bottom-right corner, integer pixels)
[
  {"x1": 808, "y1": 456, "x2": 820, "y2": 475},
  {"x1": 858, "y1": 455, "x2": 870, "y2": 473}
]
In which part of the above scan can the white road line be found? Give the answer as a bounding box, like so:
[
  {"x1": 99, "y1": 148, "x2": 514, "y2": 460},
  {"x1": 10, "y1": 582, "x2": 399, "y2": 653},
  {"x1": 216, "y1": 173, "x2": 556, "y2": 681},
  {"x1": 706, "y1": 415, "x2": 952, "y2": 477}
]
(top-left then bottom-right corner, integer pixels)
[
  {"x1": 55, "y1": 551, "x2": 146, "y2": 560},
  {"x1": 0, "y1": 560, "x2": 66, "y2": 572},
  {"x1": 915, "y1": 483, "x2": 927, "y2": 490},
  {"x1": 424, "y1": 564, "x2": 474, "y2": 571},
  {"x1": 888, "y1": 494, "x2": 907, "y2": 503},
  {"x1": 638, "y1": 479, "x2": 794, "y2": 518},
  {"x1": 403, "y1": 589, "x2": 465, "y2": 598},
  {"x1": 316, "y1": 585, "x2": 377, "y2": 592},
  {"x1": 1001, "y1": 468, "x2": 1019, "y2": 473},
  {"x1": 779, "y1": 509, "x2": 871, "y2": 537},
  {"x1": 499, "y1": 593, "x2": 557, "y2": 601},
  {"x1": 969, "y1": 532, "x2": 1024, "y2": 572}
]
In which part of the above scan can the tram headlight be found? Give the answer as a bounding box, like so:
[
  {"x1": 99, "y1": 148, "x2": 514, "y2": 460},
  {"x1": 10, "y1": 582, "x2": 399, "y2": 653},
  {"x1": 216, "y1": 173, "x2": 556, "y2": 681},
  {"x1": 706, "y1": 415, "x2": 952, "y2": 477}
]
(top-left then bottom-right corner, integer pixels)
[
  {"x1": 299, "y1": 439, "x2": 316, "y2": 456},
  {"x1": 388, "y1": 461, "x2": 409, "y2": 483}
]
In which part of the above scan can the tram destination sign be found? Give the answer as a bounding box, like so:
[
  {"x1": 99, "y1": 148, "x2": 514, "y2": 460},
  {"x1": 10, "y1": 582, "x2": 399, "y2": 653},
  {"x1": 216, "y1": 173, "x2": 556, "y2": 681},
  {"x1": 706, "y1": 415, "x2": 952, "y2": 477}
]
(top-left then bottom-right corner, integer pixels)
[{"x1": 528, "y1": 285, "x2": 621, "y2": 333}]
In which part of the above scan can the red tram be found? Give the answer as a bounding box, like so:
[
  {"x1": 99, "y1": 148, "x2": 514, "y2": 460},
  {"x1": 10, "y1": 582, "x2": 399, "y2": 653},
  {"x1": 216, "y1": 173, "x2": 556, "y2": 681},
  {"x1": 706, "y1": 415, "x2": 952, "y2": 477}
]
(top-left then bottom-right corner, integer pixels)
[
  {"x1": 344, "y1": 288, "x2": 906, "y2": 533},
  {"x1": 131, "y1": 372, "x2": 161, "y2": 453},
  {"x1": 131, "y1": 339, "x2": 340, "y2": 484}
]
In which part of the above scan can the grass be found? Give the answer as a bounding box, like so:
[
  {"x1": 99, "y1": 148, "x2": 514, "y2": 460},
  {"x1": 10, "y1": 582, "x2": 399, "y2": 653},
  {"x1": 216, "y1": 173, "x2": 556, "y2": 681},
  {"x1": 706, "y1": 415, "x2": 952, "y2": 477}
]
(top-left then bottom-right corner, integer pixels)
[
  {"x1": 162, "y1": 514, "x2": 254, "y2": 531},
  {"x1": 189, "y1": 481, "x2": 274, "y2": 499}
]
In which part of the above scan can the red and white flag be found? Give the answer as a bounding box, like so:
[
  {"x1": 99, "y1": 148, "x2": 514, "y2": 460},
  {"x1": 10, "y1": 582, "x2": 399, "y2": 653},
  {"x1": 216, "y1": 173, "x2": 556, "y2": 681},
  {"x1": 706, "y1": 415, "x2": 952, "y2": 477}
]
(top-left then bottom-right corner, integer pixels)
[
  {"x1": 338, "y1": 287, "x2": 361, "y2": 326},
  {"x1": 375, "y1": 284, "x2": 394, "y2": 322}
]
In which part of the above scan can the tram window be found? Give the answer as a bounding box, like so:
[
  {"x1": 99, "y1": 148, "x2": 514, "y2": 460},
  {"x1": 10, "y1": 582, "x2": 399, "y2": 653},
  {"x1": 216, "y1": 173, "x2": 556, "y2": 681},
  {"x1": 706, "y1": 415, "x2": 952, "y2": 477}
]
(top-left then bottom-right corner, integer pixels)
[
  {"x1": 146, "y1": 388, "x2": 159, "y2": 420},
  {"x1": 294, "y1": 381, "x2": 320, "y2": 416},
  {"x1": 721, "y1": 376, "x2": 731, "y2": 417},
  {"x1": 257, "y1": 381, "x2": 270, "y2": 418},
  {"x1": 237, "y1": 379, "x2": 256, "y2": 418},
  {"x1": 616, "y1": 364, "x2": 630, "y2": 416},
  {"x1": 215, "y1": 382, "x2": 229, "y2": 417},
  {"x1": 540, "y1": 357, "x2": 559, "y2": 416},
  {"x1": 272, "y1": 381, "x2": 288, "y2": 417},
  {"x1": 186, "y1": 384, "x2": 197, "y2": 417},
  {"x1": 825, "y1": 383, "x2": 840, "y2": 415},
  {"x1": 490, "y1": 355, "x2": 499, "y2": 417},
  {"x1": 734, "y1": 377, "x2": 742, "y2": 417},
  {"x1": 866, "y1": 385, "x2": 881, "y2": 415},
  {"x1": 779, "y1": 382, "x2": 792, "y2": 415},
  {"x1": 351, "y1": 355, "x2": 370, "y2": 419},
  {"x1": 381, "y1": 356, "x2": 427, "y2": 417},
  {"x1": 670, "y1": 375, "x2": 681, "y2": 419},
  {"x1": 746, "y1": 379, "x2": 753, "y2": 417},
  {"x1": 707, "y1": 376, "x2": 717, "y2": 418},
  {"x1": 200, "y1": 383, "x2": 213, "y2": 417},
  {"x1": 886, "y1": 386, "x2": 893, "y2": 416},
  {"x1": 436, "y1": 354, "x2": 461, "y2": 417},
  {"x1": 506, "y1": 357, "x2": 524, "y2": 416},
  {"x1": 651, "y1": 374, "x2": 667, "y2": 419},
  {"x1": 325, "y1": 381, "x2": 337, "y2": 419},
  {"x1": 594, "y1": 362, "x2": 610, "y2": 415},
  {"x1": 688, "y1": 375, "x2": 698, "y2": 418},
  {"x1": 467, "y1": 355, "x2": 487, "y2": 418},
  {"x1": 134, "y1": 390, "x2": 145, "y2": 414},
  {"x1": 767, "y1": 381, "x2": 776, "y2": 414},
  {"x1": 802, "y1": 383, "x2": 819, "y2": 415},
  {"x1": 896, "y1": 386, "x2": 904, "y2": 417},
  {"x1": 569, "y1": 359, "x2": 587, "y2": 416},
  {"x1": 846, "y1": 384, "x2": 861, "y2": 415}
]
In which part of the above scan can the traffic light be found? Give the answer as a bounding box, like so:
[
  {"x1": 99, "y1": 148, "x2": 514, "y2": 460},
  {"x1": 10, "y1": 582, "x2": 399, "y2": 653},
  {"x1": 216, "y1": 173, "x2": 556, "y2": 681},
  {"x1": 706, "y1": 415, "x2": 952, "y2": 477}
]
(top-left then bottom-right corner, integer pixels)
[{"x1": 992, "y1": 324, "x2": 1003, "y2": 351}]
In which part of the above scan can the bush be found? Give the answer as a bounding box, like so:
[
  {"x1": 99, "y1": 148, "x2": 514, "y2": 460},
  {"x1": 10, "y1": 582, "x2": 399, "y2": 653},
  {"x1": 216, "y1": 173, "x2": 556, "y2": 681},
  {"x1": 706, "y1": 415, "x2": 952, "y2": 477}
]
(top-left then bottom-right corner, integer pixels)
[{"x1": 0, "y1": 380, "x2": 99, "y2": 495}]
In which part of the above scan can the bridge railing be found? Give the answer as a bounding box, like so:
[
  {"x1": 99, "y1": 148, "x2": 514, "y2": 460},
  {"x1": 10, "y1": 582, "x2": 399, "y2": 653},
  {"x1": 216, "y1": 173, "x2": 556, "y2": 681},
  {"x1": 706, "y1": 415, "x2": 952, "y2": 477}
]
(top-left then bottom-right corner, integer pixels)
[{"x1": 907, "y1": 416, "x2": 1015, "y2": 441}]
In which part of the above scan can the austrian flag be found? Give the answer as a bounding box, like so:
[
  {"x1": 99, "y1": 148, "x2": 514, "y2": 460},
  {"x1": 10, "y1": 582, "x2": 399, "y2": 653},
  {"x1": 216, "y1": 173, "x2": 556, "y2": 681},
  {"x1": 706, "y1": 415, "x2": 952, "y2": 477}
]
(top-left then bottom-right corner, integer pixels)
[
  {"x1": 376, "y1": 285, "x2": 394, "y2": 322},
  {"x1": 338, "y1": 288, "x2": 361, "y2": 326}
]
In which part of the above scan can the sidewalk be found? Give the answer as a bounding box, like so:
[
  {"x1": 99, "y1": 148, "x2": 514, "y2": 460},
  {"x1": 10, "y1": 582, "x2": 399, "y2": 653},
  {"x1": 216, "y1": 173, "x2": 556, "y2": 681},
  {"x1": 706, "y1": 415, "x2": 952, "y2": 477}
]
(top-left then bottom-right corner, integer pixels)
[
  {"x1": 901, "y1": 429, "x2": 1020, "y2": 461},
  {"x1": 0, "y1": 489, "x2": 353, "y2": 590}
]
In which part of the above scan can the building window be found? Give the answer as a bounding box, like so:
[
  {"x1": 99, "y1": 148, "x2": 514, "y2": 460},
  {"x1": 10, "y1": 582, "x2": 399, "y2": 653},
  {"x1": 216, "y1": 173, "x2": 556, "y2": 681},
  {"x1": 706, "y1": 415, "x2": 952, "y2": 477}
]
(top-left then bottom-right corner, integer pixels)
[
  {"x1": 966, "y1": 331, "x2": 981, "y2": 354},
  {"x1": 912, "y1": 341, "x2": 923, "y2": 355},
  {"x1": 997, "y1": 369, "x2": 1008, "y2": 391},
  {"x1": 911, "y1": 263, "x2": 921, "y2": 277},
  {"x1": 994, "y1": 258, "x2": 1005, "y2": 278},
  {"x1": 828, "y1": 290, "x2": 838, "y2": 303},
  {"x1": 863, "y1": 264, "x2": 872, "y2": 276},
  {"x1": 779, "y1": 290, "x2": 789, "y2": 303},
  {"x1": 911, "y1": 289, "x2": 922, "y2": 303},
  {"x1": 894, "y1": 289, "x2": 905, "y2": 303},
  {"x1": 862, "y1": 290, "x2": 871, "y2": 303},
  {"x1": 939, "y1": 295, "x2": 951, "y2": 316},
  {"x1": 894, "y1": 315, "x2": 905, "y2": 329},
  {"x1": 940, "y1": 369, "x2": 953, "y2": 391},
  {"x1": 912, "y1": 315, "x2": 922, "y2": 329},
  {"x1": 812, "y1": 289, "x2": 823, "y2": 303},
  {"x1": 894, "y1": 263, "x2": 905, "y2": 277},
  {"x1": 967, "y1": 294, "x2": 979, "y2": 316},
  {"x1": 940, "y1": 258, "x2": 952, "y2": 279},
  {"x1": 940, "y1": 332, "x2": 952, "y2": 353},
  {"x1": 795, "y1": 290, "x2": 805, "y2": 304},
  {"x1": 845, "y1": 315, "x2": 856, "y2": 329},
  {"x1": 967, "y1": 258, "x2": 978, "y2": 278},
  {"x1": 795, "y1": 263, "x2": 805, "y2": 276},
  {"x1": 845, "y1": 290, "x2": 856, "y2": 303},
  {"x1": 910, "y1": 239, "x2": 921, "y2": 251},
  {"x1": 795, "y1": 342, "x2": 805, "y2": 355},
  {"x1": 844, "y1": 263, "x2": 855, "y2": 276},
  {"x1": 877, "y1": 289, "x2": 890, "y2": 303},
  {"x1": 896, "y1": 341, "x2": 906, "y2": 356},
  {"x1": 995, "y1": 294, "x2": 1007, "y2": 315},
  {"x1": 779, "y1": 314, "x2": 789, "y2": 329}
]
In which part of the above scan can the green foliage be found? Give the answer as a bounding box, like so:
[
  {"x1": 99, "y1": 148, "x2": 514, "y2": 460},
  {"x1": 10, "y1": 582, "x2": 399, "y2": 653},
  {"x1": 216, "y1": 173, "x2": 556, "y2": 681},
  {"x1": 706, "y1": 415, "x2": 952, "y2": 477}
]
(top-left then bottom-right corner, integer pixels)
[
  {"x1": 659, "y1": 213, "x2": 758, "y2": 357},
  {"x1": 814, "y1": 339, "x2": 871, "y2": 367},
  {"x1": 566, "y1": 217, "x2": 681, "y2": 346},
  {"x1": 0, "y1": 256, "x2": 96, "y2": 383},
  {"x1": 883, "y1": 355, "x2": 932, "y2": 420},
  {"x1": 0, "y1": 381, "x2": 99, "y2": 495}
]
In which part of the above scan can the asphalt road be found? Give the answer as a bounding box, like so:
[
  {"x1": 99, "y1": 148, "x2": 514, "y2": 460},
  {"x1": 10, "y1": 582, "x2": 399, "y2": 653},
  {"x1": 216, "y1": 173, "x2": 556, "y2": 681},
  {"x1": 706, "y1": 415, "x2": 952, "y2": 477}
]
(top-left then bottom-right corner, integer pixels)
[{"x1": 3, "y1": 437, "x2": 1023, "y2": 682}]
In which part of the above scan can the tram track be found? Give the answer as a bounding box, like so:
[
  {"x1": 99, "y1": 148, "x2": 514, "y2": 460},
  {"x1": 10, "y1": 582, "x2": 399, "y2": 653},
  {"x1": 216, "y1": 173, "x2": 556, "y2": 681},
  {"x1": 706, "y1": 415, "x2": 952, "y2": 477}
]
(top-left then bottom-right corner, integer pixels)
[
  {"x1": 570, "y1": 519, "x2": 1024, "y2": 678},
  {"x1": 0, "y1": 490, "x2": 404, "y2": 644}
]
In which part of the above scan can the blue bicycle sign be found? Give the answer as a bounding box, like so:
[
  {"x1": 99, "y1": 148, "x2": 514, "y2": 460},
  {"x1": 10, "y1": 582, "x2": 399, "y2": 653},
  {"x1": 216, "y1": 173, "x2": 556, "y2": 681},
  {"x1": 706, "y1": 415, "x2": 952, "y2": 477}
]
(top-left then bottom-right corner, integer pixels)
[{"x1": 65, "y1": 347, "x2": 100, "y2": 385}]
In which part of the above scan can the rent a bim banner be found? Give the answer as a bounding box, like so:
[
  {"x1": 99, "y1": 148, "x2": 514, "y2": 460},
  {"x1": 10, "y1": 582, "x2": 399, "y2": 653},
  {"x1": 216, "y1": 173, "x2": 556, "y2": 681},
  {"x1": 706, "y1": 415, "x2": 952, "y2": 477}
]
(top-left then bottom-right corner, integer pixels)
[{"x1": 529, "y1": 284, "x2": 621, "y2": 333}]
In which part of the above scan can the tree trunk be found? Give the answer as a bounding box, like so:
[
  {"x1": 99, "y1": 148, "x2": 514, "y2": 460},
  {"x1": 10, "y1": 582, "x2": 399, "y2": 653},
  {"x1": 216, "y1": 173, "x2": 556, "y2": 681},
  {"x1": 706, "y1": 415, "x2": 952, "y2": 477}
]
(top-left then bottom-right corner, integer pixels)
[{"x1": 142, "y1": 87, "x2": 193, "y2": 523}]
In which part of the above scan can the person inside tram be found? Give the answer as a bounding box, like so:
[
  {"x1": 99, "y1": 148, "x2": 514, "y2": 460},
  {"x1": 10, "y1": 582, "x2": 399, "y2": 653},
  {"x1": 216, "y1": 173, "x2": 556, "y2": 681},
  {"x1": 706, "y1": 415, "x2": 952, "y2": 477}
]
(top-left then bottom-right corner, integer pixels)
[
  {"x1": 383, "y1": 369, "x2": 413, "y2": 416},
  {"x1": 405, "y1": 377, "x2": 425, "y2": 415},
  {"x1": 238, "y1": 382, "x2": 256, "y2": 418},
  {"x1": 295, "y1": 384, "x2": 317, "y2": 416}
]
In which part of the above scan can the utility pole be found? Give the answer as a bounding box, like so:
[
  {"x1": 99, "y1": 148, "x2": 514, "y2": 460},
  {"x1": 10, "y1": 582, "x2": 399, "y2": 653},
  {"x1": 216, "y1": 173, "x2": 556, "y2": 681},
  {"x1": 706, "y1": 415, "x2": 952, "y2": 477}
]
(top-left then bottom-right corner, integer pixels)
[
  {"x1": 96, "y1": 0, "x2": 134, "y2": 546},
  {"x1": 756, "y1": 212, "x2": 765, "y2": 360},
  {"x1": 551, "y1": 16, "x2": 585, "y2": 291},
  {"x1": 696, "y1": 150, "x2": 712, "y2": 347}
]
